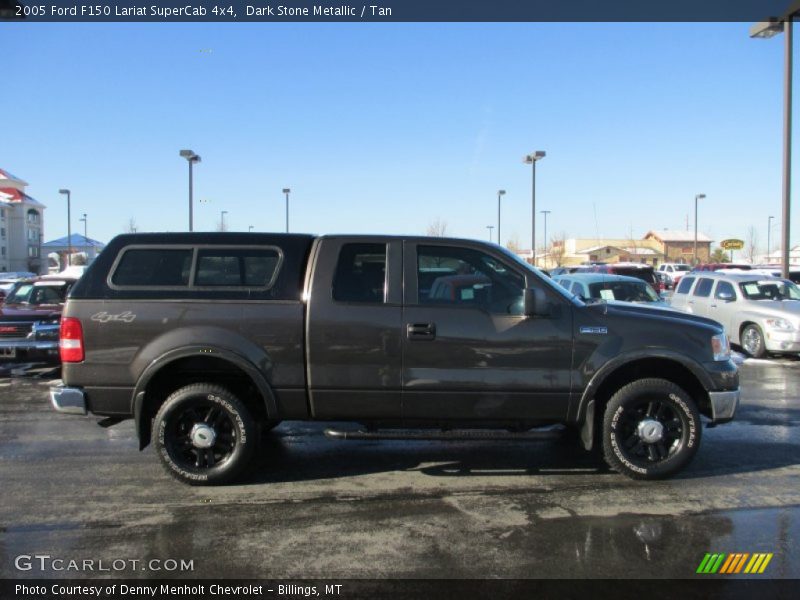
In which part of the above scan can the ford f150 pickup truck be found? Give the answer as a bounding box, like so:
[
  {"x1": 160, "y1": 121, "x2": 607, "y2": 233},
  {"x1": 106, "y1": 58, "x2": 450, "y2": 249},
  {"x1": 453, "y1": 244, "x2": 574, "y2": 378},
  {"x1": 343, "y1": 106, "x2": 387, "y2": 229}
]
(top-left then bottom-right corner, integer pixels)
[{"x1": 50, "y1": 233, "x2": 739, "y2": 484}]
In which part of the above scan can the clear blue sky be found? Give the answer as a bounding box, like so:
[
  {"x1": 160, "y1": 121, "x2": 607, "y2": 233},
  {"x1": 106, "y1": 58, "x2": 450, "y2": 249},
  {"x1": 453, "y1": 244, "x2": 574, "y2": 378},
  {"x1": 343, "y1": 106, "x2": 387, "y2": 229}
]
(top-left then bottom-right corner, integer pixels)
[{"x1": 2, "y1": 22, "x2": 794, "y2": 252}]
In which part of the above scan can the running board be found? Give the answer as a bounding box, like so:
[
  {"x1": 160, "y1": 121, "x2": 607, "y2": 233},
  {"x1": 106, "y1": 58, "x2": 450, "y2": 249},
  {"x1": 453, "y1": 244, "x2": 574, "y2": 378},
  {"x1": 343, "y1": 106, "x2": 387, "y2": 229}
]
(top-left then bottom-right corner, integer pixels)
[{"x1": 323, "y1": 427, "x2": 564, "y2": 442}]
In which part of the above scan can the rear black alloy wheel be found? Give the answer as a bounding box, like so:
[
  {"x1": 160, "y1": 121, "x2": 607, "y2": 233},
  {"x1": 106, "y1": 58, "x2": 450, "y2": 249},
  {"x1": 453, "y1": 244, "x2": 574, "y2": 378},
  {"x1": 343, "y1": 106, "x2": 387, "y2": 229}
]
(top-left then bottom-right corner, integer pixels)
[
  {"x1": 602, "y1": 378, "x2": 701, "y2": 480},
  {"x1": 154, "y1": 384, "x2": 256, "y2": 485}
]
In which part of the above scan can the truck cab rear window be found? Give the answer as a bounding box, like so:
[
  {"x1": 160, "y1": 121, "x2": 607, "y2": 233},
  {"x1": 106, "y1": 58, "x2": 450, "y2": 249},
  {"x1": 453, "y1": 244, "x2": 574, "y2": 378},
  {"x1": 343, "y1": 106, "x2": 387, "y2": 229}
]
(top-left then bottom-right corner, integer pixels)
[
  {"x1": 112, "y1": 249, "x2": 192, "y2": 287},
  {"x1": 332, "y1": 243, "x2": 387, "y2": 303}
]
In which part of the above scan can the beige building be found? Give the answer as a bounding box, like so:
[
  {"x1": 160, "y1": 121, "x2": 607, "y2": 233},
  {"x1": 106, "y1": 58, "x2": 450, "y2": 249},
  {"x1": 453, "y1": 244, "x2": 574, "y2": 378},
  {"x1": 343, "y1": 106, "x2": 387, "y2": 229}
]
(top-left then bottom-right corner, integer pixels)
[
  {"x1": 643, "y1": 230, "x2": 713, "y2": 264},
  {"x1": 538, "y1": 230, "x2": 713, "y2": 269}
]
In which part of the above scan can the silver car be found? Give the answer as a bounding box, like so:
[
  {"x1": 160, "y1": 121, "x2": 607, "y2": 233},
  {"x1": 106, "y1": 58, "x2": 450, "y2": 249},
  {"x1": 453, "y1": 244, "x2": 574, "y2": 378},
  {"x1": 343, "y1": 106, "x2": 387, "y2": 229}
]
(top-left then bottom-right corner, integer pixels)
[{"x1": 669, "y1": 272, "x2": 800, "y2": 357}]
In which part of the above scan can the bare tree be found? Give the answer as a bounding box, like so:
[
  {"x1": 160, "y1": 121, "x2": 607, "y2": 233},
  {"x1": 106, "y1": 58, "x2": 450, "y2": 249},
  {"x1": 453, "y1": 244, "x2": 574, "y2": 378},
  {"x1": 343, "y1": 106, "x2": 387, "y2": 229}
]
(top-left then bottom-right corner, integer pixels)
[
  {"x1": 124, "y1": 217, "x2": 138, "y2": 233},
  {"x1": 506, "y1": 234, "x2": 522, "y2": 254},
  {"x1": 550, "y1": 232, "x2": 567, "y2": 267},
  {"x1": 425, "y1": 218, "x2": 448, "y2": 237},
  {"x1": 745, "y1": 226, "x2": 759, "y2": 263}
]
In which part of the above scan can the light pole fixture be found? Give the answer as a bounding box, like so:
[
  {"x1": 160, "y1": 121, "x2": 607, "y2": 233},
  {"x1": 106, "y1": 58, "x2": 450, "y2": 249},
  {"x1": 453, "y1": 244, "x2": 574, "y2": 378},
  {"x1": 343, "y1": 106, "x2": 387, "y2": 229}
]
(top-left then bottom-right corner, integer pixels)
[
  {"x1": 768, "y1": 215, "x2": 775, "y2": 260},
  {"x1": 751, "y1": 3, "x2": 800, "y2": 278},
  {"x1": 524, "y1": 150, "x2": 546, "y2": 265},
  {"x1": 496, "y1": 190, "x2": 506, "y2": 246},
  {"x1": 282, "y1": 188, "x2": 291, "y2": 233},
  {"x1": 179, "y1": 149, "x2": 201, "y2": 232},
  {"x1": 58, "y1": 189, "x2": 71, "y2": 267},
  {"x1": 694, "y1": 193, "x2": 706, "y2": 265},
  {"x1": 486, "y1": 225, "x2": 494, "y2": 242},
  {"x1": 541, "y1": 210, "x2": 551, "y2": 268},
  {"x1": 79, "y1": 213, "x2": 87, "y2": 240},
  {"x1": 220, "y1": 210, "x2": 228, "y2": 232}
]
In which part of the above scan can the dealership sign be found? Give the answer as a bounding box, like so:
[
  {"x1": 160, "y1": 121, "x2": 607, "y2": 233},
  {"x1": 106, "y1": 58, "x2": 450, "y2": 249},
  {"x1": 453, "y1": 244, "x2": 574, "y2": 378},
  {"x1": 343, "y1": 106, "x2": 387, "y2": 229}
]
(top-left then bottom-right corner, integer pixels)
[{"x1": 720, "y1": 239, "x2": 745, "y2": 250}]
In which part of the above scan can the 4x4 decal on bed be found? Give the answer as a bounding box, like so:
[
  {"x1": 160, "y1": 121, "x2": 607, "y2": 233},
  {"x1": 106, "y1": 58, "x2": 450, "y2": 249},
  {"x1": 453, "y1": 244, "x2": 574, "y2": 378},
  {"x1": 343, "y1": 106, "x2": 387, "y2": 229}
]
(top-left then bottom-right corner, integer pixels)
[{"x1": 91, "y1": 311, "x2": 136, "y2": 323}]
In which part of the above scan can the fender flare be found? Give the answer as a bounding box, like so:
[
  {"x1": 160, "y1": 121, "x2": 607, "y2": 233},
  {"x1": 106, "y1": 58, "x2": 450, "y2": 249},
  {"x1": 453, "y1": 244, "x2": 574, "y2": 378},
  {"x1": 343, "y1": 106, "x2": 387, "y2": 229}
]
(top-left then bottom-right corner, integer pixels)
[
  {"x1": 574, "y1": 349, "x2": 713, "y2": 424},
  {"x1": 132, "y1": 345, "x2": 278, "y2": 446}
]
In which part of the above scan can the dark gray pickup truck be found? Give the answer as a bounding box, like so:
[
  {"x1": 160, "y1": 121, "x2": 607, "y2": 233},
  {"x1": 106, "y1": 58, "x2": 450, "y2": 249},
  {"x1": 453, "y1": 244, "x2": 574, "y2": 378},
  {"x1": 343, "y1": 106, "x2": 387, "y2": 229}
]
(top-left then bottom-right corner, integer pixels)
[{"x1": 50, "y1": 233, "x2": 739, "y2": 484}]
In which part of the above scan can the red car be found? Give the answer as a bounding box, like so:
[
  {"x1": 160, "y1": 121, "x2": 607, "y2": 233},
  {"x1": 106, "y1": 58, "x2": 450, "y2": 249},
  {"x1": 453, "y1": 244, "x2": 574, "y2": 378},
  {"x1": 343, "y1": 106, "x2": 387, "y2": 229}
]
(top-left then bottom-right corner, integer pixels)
[{"x1": 0, "y1": 275, "x2": 78, "y2": 362}]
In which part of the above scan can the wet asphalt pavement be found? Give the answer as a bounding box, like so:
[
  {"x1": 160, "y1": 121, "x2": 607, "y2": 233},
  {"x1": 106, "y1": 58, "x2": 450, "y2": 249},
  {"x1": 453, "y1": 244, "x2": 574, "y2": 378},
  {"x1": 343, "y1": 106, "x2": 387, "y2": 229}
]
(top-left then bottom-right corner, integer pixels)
[{"x1": 0, "y1": 358, "x2": 798, "y2": 580}]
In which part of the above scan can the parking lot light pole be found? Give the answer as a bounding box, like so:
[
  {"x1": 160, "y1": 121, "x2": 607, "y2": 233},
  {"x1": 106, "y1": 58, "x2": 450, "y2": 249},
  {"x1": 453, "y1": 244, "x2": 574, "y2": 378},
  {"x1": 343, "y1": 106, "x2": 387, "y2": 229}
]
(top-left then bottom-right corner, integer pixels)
[
  {"x1": 751, "y1": 5, "x2": 800, "y2": 278},
  {"x1": 282, "y1": 188, "x2": 291, "y2": 233},
  {"x1": 249, "y1": 225, "x2": 254, "y2": 232},
  {"x1": 541, "y1": 210, "x2": 551, "y2": 268},
  {"x1": 496, "y1": 190, "x2": 506, "y2": 245},
  {"x1": 220, "y1": 211, "x2": 228, "y2": 232},
  {"x1": 768, "y1": 215, "x2": 775, "y2": 260},
  {"x1": 694, "y1": 193, "x2": 706, "y2": 265},
  {"x1": 486, "y1": 225, "x2": 494, "y2": 243},
  {"x1": 79, "y1": 213, "x2": 87, "y2": 239},
  {"x1": 58, "y1": 189, "x2": 71, "y2": 267},
  {"x1": 179, "y1": 149, "x2": 201, "y2": 232},
  {"x1": 524, "y1": 151, "x2": 546, "y2": 265}
]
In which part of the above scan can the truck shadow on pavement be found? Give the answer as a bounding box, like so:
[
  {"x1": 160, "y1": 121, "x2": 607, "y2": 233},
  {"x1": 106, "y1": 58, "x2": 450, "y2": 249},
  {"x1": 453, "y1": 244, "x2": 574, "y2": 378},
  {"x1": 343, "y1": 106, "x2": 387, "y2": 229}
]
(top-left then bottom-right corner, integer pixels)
[{"x1": 239, "y1": 423, "x2": 799, "y2": 485}]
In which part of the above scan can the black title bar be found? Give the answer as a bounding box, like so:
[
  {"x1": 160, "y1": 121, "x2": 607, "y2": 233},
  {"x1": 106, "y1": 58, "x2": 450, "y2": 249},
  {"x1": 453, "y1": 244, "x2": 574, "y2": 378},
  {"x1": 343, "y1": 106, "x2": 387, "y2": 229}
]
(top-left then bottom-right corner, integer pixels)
[{"x1": 0, "y1": 0, "x2": 794, "y2": 22}]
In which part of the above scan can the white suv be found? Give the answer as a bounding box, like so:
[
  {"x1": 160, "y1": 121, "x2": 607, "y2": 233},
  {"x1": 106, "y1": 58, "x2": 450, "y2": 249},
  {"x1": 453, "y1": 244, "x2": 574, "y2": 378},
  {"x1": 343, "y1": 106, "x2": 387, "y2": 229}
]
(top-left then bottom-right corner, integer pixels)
[{"x1": 658, "y1": 263, "x2": 692, "y2": 285}]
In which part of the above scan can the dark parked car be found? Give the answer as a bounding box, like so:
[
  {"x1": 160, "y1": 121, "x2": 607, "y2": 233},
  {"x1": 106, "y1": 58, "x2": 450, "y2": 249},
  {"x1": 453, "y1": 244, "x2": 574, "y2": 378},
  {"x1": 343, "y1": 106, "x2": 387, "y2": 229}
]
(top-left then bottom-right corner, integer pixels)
[
  {"x1": 51, "y1": 233, "x2": 739, "y2": 484},
  {"x1": 0, "y1": 275, "x2": 78, "y2": 362}
]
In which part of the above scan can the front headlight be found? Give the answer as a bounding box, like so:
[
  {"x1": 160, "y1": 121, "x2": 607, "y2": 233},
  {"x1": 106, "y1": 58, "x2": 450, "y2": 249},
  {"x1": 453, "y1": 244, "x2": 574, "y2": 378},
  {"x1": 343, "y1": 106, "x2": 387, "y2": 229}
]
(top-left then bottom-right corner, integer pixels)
[
  {"x1": 711, "y1": 332, "x2": 731, "y2": 361},
  {"x1": 765, "y1": 318, "x2": 795, "y2": 331}
]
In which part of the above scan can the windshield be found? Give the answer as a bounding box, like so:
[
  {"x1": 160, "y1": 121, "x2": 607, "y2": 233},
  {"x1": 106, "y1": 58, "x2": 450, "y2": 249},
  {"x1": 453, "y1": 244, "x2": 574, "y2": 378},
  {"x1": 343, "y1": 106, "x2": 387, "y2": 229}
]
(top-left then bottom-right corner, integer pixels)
[
  {"x1": 495, "y1": 246, "x2": 585, "y2": 305},
  {"x1": 739, "y1": 280, "x2": 800, "y2": 301},
  {"x1": 588, "y1": 281, "x2": 660, "y2": 303},
  {"x1": 4, "y1": 283, "x2": 68, "y2": 305},
  {"x1": 674, "y1": 265, "x2": 691, "y2": 272}
]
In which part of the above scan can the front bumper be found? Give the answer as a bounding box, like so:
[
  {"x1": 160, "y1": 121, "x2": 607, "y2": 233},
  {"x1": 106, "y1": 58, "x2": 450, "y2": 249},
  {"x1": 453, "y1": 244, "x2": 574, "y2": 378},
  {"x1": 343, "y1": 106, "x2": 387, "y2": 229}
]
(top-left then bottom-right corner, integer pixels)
[
  {"x1": 0, "y1": 323, "x2": 60, "y2": 358},
  {"x1": 708, "y1": 388, "x2": 739, "y2": 424},
  {"x1": 50, "y1": 385, "x2": 87, "y2": 415},
  {"x1": 764, "y1": 328, "x2": 800, "y2": 353}
]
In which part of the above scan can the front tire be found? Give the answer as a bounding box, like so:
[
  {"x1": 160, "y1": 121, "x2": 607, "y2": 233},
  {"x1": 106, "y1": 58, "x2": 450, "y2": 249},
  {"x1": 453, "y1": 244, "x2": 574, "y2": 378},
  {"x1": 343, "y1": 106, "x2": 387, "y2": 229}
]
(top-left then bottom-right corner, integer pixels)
[
  {"x1": 153, "y1": 383, "x2": 256, "y2": 485},
  {"x1": 741, "y1": 324, "x2": 766, "y2": 358},
  {"x1": 602, "y1": 378, "x2": 701, "y2": 480}
]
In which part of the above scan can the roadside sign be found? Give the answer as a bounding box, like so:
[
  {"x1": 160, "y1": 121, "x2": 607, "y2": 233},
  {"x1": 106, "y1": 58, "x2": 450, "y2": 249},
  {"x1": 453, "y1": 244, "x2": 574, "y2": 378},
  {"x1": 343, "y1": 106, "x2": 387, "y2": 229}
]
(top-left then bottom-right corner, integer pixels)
[{"x1": 720, "y1": 239, "x2": 745, "y2": 250}]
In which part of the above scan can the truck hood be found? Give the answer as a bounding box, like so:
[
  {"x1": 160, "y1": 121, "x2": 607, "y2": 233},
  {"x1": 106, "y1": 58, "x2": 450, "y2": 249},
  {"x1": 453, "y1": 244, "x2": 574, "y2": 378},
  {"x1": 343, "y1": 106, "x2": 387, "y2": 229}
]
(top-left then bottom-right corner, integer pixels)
[
  {"x1": 588, "y1": 301, "x2": 723, "y2": 333},
  {"x1": 745, "y1": 299, "x2": 800, "y2": 318},
  {"x1": 0, "y1": 304, "x2": 62, "y2": 321}
]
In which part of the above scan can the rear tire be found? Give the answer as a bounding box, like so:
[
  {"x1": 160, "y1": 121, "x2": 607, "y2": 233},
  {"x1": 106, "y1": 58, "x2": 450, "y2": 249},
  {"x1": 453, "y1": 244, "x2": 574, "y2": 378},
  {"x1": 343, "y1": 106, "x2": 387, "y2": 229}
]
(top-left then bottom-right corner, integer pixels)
[
  {"x1": 153, "y1": 383, "x2": 256, "y2": 485},
  {"x1": 602, "y1": 378, "x2": 701, "y2": 480}
]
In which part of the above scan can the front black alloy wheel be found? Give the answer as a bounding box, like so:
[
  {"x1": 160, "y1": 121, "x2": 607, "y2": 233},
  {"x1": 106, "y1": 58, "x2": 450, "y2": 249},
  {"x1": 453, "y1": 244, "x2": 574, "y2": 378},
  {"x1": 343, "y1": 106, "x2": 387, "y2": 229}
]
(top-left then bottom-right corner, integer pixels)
[
  {"x1": 602, "y1": 378, "x2": 701, "y2": 480},
  {"x1": 154, "y1": 383, "x2": 256, "y2": 485}
]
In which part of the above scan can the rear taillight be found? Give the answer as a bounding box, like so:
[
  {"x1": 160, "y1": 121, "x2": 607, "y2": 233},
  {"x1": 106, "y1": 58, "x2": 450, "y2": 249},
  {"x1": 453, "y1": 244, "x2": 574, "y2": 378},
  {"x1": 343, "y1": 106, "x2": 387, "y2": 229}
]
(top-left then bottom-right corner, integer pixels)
[{"x1": 60, "y1": 317, "x2": 84, "y2": 363}]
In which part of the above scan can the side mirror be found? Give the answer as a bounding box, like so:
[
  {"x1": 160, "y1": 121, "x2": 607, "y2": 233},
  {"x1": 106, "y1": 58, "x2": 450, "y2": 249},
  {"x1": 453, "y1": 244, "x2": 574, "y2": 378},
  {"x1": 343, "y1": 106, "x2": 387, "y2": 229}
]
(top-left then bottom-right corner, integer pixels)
[
  {"x1": 717, "y1": 291, "x2": 735, "y2": 302},
  {"x1": 524, "y1": 287, "x2": 550, "y2": 317}
]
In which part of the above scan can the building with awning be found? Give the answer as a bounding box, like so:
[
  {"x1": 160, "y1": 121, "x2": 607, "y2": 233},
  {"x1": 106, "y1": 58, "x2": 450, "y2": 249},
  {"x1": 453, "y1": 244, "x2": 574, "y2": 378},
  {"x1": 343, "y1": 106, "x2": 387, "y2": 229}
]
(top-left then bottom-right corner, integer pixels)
[{"x1": 42, "y1": 233, "x2": 105, "y2": 269}]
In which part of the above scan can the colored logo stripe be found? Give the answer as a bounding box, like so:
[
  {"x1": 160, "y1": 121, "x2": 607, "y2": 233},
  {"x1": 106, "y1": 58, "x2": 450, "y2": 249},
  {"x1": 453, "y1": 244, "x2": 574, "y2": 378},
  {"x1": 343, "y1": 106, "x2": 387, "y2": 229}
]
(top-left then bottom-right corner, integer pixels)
[
  {"x1": 697, "y1": 553, "x2": 726, "y2": 573},
  {"x1": 698, "y1": 553, "x2": 773, "y2": 574},
  {"x1": 744, "y1": 553, "x2": 774, "y2": 574}
]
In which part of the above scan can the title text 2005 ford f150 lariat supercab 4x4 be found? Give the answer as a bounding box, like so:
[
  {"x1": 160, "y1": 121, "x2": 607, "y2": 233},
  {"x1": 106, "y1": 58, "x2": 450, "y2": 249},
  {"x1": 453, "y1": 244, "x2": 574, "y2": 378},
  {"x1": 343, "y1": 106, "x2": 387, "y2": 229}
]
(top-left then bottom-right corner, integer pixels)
[{"x1": 50, "y1": 233, "x2": 739, "y2": 484}]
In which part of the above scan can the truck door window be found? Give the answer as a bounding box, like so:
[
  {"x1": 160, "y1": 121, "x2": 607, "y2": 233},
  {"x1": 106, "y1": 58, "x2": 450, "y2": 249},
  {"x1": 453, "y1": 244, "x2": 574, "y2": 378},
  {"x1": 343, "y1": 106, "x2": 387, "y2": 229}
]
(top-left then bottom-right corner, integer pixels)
[
  {"x1": 417, "y1": 245, "x2": 524, "y2": 315},
  {"x1": 332, "y1": 243, "x2": 387, "y2": 303}
]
